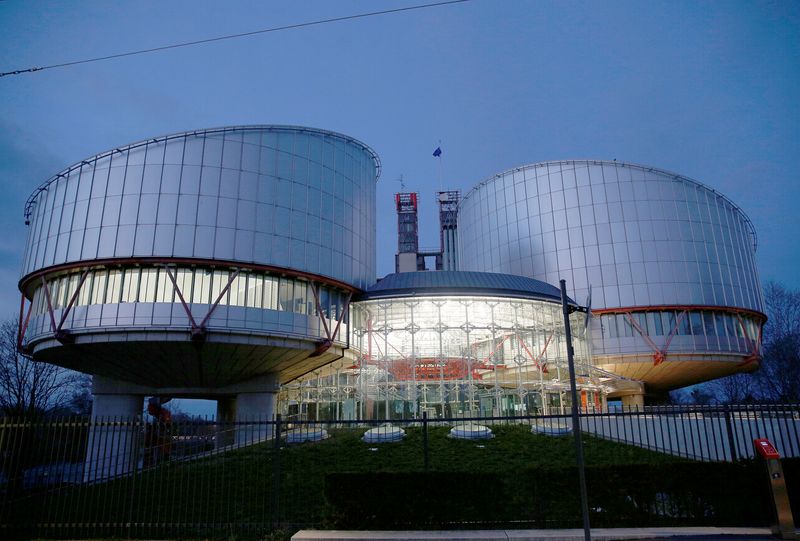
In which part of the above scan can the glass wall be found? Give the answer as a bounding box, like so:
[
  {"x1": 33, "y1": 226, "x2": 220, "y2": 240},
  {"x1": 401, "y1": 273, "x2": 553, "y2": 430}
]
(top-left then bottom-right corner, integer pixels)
[
  {"x1": 24, "y1": 264, "x2": 351, "y2": 344},
  {"x1": 279, "y1": 295, "x2": 615, "y2": 421},
  {"x1": 595, "y1": 309, "x2": 762, "y2": 355}
]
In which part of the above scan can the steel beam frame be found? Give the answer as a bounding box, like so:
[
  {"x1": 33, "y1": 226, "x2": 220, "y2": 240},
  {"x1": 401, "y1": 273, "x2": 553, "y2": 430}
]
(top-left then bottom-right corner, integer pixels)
[
  {"x1": 19, "y1": 256, "x2": 358, "y2": 298},
  {"x1": 516, "y1": 332, "x2": 553, "y2": 373},
  {"x1": 592, "y1": 304, "x2": 766, "y2": 323},
  {"x1": 309, "y1": 287, "x2": 352, "y2": 357},
  {"x1": 735, "y1": 313, "x2": 762, "y2": 367},
  {"x1": 623, "y1": 310, "x2": 688, "y2": 366}
]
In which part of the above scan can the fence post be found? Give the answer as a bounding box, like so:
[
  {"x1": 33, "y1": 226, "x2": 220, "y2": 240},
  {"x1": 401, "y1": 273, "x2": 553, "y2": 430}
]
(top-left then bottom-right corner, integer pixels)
[
  {"x1": 422, "y1": 411, "x2": 429, "y2": 471},
  {"x1": 272, "y1": 414, "x2": 282, "y2": 527},
  {"x1": 126, "y1": 416, "x2": 140, "y2": 539},
  {"x1": 724, "y1": 405, "x2": 738, "y2": 462}
]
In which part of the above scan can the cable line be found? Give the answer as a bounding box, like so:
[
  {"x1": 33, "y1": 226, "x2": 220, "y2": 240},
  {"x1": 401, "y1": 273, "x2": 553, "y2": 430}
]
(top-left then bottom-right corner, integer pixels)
[{"x1": 1, "y1": 0, "x2": 471, "y2": 78}]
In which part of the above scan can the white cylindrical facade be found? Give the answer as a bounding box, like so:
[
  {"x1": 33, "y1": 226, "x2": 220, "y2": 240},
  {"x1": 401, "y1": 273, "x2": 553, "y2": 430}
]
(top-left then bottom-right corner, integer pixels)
[
  {"x1": 19, "y1": 126, "x2": 380, "y2": 388},
  {"x1": 458, "y1": 160, "x2": 765, "y2": 391},
  {"x1": 22, "y1": 125, "x2": 378, "y2": 288}
]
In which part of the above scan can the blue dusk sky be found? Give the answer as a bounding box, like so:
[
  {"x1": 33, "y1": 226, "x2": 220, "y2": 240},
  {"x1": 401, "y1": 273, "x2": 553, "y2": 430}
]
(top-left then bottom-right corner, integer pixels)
[{"x1": 1, "y1": 0, "x2": 798, "y2": 312}]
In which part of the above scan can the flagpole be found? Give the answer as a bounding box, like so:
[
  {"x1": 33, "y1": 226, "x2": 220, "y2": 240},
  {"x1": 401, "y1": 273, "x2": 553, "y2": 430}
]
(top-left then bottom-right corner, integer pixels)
[{"x1": 437, "y1": 139, "x2": 443, "y2": 192}]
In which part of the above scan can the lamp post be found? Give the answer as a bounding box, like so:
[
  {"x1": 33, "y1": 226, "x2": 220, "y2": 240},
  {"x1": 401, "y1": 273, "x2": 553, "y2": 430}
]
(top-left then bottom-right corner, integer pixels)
[{"x1": 560, "y1": 279, "x2": 591, "y2": 541}]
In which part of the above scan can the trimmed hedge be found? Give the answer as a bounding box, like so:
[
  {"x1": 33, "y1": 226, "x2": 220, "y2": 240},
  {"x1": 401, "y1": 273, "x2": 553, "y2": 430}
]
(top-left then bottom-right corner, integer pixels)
[{"x1": 325, "y1": 459, "x2": 799, "y2": 529}]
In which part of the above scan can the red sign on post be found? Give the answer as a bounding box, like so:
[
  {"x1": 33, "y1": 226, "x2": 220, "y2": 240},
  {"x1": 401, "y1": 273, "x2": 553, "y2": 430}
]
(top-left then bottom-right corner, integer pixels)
[{"x1": 754, "y1": 438, "x2": 780, "y2": 459}]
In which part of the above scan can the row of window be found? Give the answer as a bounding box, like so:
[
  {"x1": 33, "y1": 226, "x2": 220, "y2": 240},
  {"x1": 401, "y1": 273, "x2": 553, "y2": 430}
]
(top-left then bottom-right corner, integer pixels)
[
  {"x1": 597, "y1": 310, "x2": 760, "y2": 341},
  {"x1": 29, "y1": 267, "x2": 351, "y2": 321}
]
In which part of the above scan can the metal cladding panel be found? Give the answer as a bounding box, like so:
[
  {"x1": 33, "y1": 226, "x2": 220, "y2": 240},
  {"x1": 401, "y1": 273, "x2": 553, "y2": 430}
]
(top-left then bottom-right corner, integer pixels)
[
  {"x1": 458, "y1": 160, "x2": 764, "y2": 385},
  {"x1": 360, "y1": 270, "x2": 568, "y2": 303},
  {"x1": 21, "y1": 126, "x2": 379, "y2": 289},
  {"x1": 458, "y1": 160, "x2": 763, "y2": 314}
]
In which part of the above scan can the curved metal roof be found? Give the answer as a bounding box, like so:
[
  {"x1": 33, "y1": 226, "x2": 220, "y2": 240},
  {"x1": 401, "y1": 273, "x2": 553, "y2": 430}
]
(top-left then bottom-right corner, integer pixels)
[
  {"x1": 24, "y1": 125, "x2": 381, "y2": 223},
  {"x1": 359, "y1": 271, "x2": 574, "y2": 304}
]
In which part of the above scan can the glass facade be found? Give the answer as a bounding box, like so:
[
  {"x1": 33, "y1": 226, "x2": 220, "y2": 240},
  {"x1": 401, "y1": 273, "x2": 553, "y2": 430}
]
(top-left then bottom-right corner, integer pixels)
[
  {"x1": 594, "y1": 308, "x2": 762, "y2": 356},
  {"x1": 22, "y1": 126, "x2": 379, "y2": 289},
  {"x1": 23, "y1": 264, "x2": 351, "y2": 346},
  {"x1": 279, "y1": 294, "x2": 614, "y2": 421}
]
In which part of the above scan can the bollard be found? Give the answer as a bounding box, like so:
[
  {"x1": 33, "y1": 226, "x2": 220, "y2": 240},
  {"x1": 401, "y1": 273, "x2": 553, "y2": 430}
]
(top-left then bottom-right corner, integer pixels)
[{"x1": 753, "y1": 438, "x2": 795, "y2": 540}]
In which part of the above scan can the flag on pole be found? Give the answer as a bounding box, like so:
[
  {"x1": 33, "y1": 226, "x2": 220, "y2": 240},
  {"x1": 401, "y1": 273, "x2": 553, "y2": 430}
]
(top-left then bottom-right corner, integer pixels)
[{"x1": 432, "y1": 147, "x2": 442, "y2": 157}]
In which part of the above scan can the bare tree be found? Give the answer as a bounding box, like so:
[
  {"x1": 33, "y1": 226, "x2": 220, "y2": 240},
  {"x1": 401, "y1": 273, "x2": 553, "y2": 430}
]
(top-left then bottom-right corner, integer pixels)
[
  {"x1": 669, "y1": 281, "x2": 800, "y2": 404},
  {"x1": 0, "y1": 319, "x2": 88, "y2": 417},
  {"x1": 756, "y1": 282, "x2": 800, "y2": 402},
  {"x1": 704, "y1": 372, "x2": 758, "y2": 404},
  {"x1": 670, "y1": 386, "x2": 716, "y2": 405}
]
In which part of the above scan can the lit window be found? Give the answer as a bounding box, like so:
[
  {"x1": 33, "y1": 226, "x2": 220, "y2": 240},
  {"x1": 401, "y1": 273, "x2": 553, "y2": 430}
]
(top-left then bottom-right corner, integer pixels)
[
  {"x1": 105, "y1": 270, "x2": 122, "y2": 304},
  {"x1": 139, "y1": 269, "x2": 157, "y2": 302},
  {"x1": 121, "y1": 269, "x2": 140, "y2": 303}
]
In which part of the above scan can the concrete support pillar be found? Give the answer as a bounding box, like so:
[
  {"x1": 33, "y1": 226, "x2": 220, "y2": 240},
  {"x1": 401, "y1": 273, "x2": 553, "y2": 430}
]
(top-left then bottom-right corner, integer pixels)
[
  {"x1": 215, "y1": 397, "x2": 236, "y2": 449},
  {"x1": 233, "y1": 373, "x2": 279, "y2": 447},
  {"x1": 84, "y1": 378, "x2": 144, "y2": 481},
  {"x1": 621, "y1": 393, "x2": 645, "y2": 411},
  {"x1": 601, "y1": 393, "x2": 608, "y2": 413}
]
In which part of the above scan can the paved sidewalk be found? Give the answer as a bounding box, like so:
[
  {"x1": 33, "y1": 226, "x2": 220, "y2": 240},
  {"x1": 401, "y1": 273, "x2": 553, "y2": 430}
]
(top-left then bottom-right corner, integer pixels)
[{"x1": 292, "y1": 526, "x2": 779, "y2": 541}]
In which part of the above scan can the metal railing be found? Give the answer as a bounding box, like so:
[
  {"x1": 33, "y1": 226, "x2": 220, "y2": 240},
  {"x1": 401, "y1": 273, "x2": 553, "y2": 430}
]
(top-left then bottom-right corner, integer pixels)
[
  {"x1": 0, "y1": 404, "x2": 797, "y2": 538},
  {"x1": 583, "y1": 404, "x2": 800, "y2": 461}
]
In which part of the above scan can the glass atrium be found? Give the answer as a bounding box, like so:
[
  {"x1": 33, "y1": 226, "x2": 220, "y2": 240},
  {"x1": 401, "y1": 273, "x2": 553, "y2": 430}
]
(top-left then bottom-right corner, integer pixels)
[{"x1": 280, "y1": 289, "x2": 620, "y2": 420}]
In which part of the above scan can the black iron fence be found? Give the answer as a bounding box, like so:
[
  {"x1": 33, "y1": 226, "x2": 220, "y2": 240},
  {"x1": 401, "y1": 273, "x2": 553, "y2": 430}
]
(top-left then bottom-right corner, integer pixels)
[
  {"x1": 0, "y1": 404, "x2": 798, "y2": 539},
  {"x1": 584, "y1": 403, "x2": 800, "y2": 461}
]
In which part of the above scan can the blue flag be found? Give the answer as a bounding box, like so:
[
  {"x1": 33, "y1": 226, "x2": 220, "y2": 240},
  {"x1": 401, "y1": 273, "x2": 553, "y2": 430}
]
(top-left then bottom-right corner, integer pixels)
[{"x1": 432, "y1": 147, "x2": 442, "y2": 157}]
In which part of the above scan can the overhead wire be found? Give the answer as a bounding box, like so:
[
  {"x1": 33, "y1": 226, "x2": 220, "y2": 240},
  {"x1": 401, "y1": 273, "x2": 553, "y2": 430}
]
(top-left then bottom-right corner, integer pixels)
[{"x1": 0, "y1": 0, "x2": 471, "y2": 78}]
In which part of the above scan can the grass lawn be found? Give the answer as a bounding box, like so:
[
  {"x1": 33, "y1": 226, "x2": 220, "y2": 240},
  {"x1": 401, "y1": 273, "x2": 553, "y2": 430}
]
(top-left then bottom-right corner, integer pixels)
[
  {"x1": 8, "y1": 424, "x2": 685, "y2": 538},
  {"x1": 277, "y1": 423, "x2": 679, "y2": 473}
]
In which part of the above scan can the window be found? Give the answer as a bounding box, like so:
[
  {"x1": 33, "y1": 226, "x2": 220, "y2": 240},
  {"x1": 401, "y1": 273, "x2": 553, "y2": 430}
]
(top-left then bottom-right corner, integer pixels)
[
  {"x1": 229, "y1": 273, "x2": 247, "y2": 306},
  {"x1": 91, "y1": 271, "x2": 107, "y2": 305},
  {"x1": 647, "y1": 312, "x2": 664, "y2": 336},
  {"x1": 29, "y1": 265, "x2": 337, "y2": 315},
  {"x1": 64, "y1": 274, "x2": 81, "y2": 307},
  {"x1": 330, "y1": 290, "x2": 341, "y2": 321},
  {"x1": 47, "y1": 277, "x2": 61, "y2": 309},
  {"x1": 602, "y1": 314, "x2": 618, "y2": 338},
  {"x1": 278, "y1": 278, "x2": 293, "y2": 311},
  {"x1": 175, "y1": 268, "x2": 194, "y2": 302},
  {"x1": 617, "y1": 314, "x2": 632, "y2": 337},
  {"x1": 715, "y1": 313, "x2": 728, "y2": 337},
  {"x1": 32, "y1": 287, "x2": 44, "y2": 316},
  {"x1": 193, "y1": 269, "x2": 213, "y2": 304},
  {"x1": 703, "y1": 312, "x2": 716, "y2": 336},
  {"x1": 634, "y1": 313, "x2": 647, "y2": 335},
  {"x1": 139, "y1": 269, "x2": 158, "y2": 302},
  {"x1": 210, "y1": 270, "x2": 230, "y2": 304},
  {"x1": 263, "y1": 276, "x2": 278, "y2": 310},
  {"x1": 105, "y1": 270, "x2": 122, "y2": 304},
  {"x1": 155, "y1": 269, "x2": 175, "y2": 302},
  {"x1": 676, "y1": 312, "x2": 691, "y2": 336},
  {"x1": 121, "y1": 269, "x2": 139, "y2": 302},
  {"x1": 689, "y1": 312, "x2": 704, "y2": 336},
  {"x1": 78, "y1": 273, "x2": 92, "y2": 306},
  {"x1": 734, "y1": 316, "x2": 745, "y2": 338},
  {"x1": 319, "y1": 286, "x2": 331, "y2": 318},
  {"x1": 246, "y1": 274, "x2": 264, "y2": 308},
  {"x1": 294, "y1": 281, "x2": 308, "y2": 315}
]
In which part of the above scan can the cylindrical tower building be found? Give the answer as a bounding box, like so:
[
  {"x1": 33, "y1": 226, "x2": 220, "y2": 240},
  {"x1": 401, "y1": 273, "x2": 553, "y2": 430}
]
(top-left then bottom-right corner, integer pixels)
[
  {"x1": 458, "y1": 160, "x2": 764, "y2": 400},
  {"x1": 18, "y1": 126, "x2": 379, "y2": 428}
]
